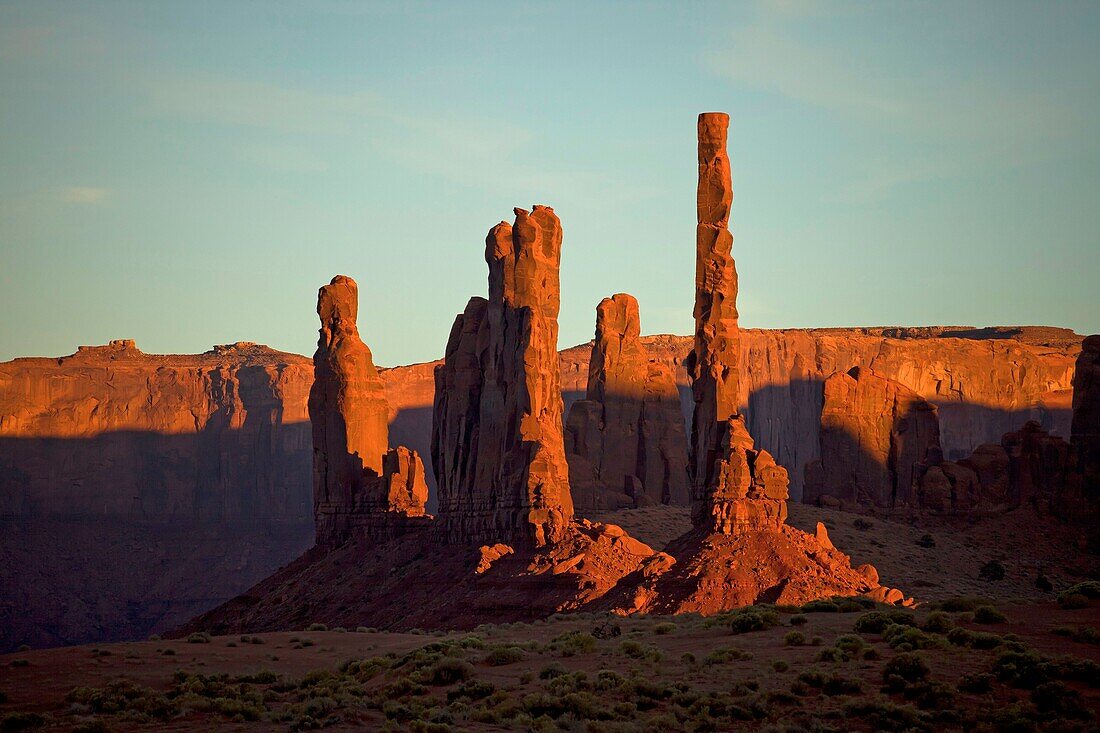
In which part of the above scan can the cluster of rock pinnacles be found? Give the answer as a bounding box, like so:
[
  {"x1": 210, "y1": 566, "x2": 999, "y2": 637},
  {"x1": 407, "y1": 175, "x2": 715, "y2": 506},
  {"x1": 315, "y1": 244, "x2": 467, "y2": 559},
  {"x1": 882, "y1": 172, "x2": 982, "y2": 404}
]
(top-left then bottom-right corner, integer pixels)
[{"x1": 305, "y1": 112, "x2": 908, "y2": 615}]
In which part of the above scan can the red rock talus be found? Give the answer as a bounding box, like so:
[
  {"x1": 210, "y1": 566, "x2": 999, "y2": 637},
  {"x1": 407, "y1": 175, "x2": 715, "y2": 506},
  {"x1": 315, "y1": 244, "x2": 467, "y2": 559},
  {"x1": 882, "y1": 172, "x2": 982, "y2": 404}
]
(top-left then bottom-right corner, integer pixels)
[
  {"x1": 685, "y1": 112, "x2": 789, "y2": 532},
  {"x1": 804, "y1": 366, "x2": 941, "y2": 509},
  {"x1": 564, "y1": 293, "x2": 690, "y2": 509},
  {"x1": 310, "y1": 276, "x2": 427, "y2": 547},
  {"x1": 432, "y1": 207, "x2": 573, "y2": 546}
]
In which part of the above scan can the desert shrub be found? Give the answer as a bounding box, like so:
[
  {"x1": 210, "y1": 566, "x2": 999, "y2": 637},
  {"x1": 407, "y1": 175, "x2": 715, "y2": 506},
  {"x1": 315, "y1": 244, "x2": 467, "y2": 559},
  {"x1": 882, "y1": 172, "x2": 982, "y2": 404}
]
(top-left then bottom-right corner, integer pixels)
[
  {"x1": 810, "y1": 636, "x2": 823, "y2": 646},
  {"x1": 147, "y1": 634, "x2": 161, "y2": 641},
  {"x1": 618, "y1": 640, "x2": 655, "y2": 659},
  {"x1": 1051, "y1": 625, "x2": 1100, "y2": 645},
  {"x1": 355, "y1": 627, "x2": 371, "y2": 633},
  {"x1": 306, "y1": 623, "x2": 327, "y2": 632},
  {"x1": 992, "y1": 650, "x2": 1049, "y2": 689},
  {"x1": 800, "y1": 599, "x2": 840, "y2": 613},
  {"x1": 854, "y1": 610, "x2": 916, "y2": 634},
  {"x1": 921, "y1": 611, "x2": 953, "y2": 634},
  {"x1": 973, "y1": 605, "x2": 1007, "y2": 624},
  {"x1": 1058, "y1": 593, "x2": 1089, "y2": 610},
  {"x1": 854, "y1": 518, "x2": 873, "y2": 531},
  {"x1": 823, "y1": 674, "x2": 863, "y2": 696},
  {"x1": 0, "y1": 713, "x2": 46, "y2": 732},
  {"x1": 539, "y1": 662, "x2": 566, "y2": 680},
  {"x1": 9, "y1": 660, "x2": 29, "y2": 668},
  {"x1": 1057, "y1": 580, "x2": 1100, "y2": 603},
  {"x1": 728, "y1": 608, "x2": 780, "y2": 634},
  {"x1": 979, "y1": 560, "x2": 1006, "y2": 582},
  {"x1": 789, "y1": 614, "x2": 808, "y2": 626},
  {"x1": 1031, "y1": 681, "x2": 1087, "y2": 718},
  {"x1": 836, "y1": 599, "x2": 866, "y2": 613},
  {"x1": 882, "y1": 625, "x2": 944, "y2": 651},
  {"x1": 957, "y1": 672, "x2": 995, "y2": 694},
  {"x1": 935, "y1": 596, "x2": 993, "y2": 612},
  {"x1": 796, "y1": 669, "x2": 827, "y2": 688},
  {"x1": 549, "y1": 630, "x2": 597, "y2": 656},
  {"x1": 917, "y1": 533, "x2": 935, "y2": 548},
  {"x1": 863, "y1": 647, "x2": 881, "y2": 660},
  {"x1": 447, "y1": 678, "x2": 494, "y2": 704},
  {"x1": 482, "y1": 645, "x2": 525, "y2": 666},
  {"x1": 591, "y1": 620, "x2": 622, "y2": 639},
  {"x1": 834, "y1": 634, "x2": 867, "y2": 654},
  {"x1": 903, "y1": 680, "x2": 955, "y2": 710},
  {"x1": 883, "y1": 653, "x2": 930, "y2": 686},
  {"x1": 426, "y1": 657, "x2": 473, "y2": 685},
  {"x1": 773, "y1": 660, "x2": 789, "y2": 672},
  {"x1": 783, "y1": 631, "x2": 806, "y2": 647},
  {"x1": 843, "y1": 698, "x2": 930, "y2": 732},
  {"x1": 186, "y1": 632, "x2": 210, "y2": 644},
  {"x1": 703, "y1": 646, "x2": 752, "y2": 665},
  {"x1": 71, "y1": 722, "x2": 111, "y2": 733},
  {"x1": 653, "y1": 622, "x2": 676, "y2": 635},
  {"x1": 815, "y1": 647, "x2": 845, "y2": 663}
]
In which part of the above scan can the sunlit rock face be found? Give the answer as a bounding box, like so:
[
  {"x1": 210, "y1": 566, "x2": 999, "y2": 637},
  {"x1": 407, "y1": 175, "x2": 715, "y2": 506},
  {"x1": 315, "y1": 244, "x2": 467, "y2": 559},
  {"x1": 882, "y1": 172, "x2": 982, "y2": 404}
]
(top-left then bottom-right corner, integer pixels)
[
  {"x1": 432, "y1": 207, "x2": 574, "y2": 546},
  {"x1": 804, "y1": 366, "x2": 941, "y2": 509},
  {"x1": 686, "y1": 112, "x2": 789, "y2": 533},
  {"x1": 310, "y1": 275, "x2": 428, "y2": 547},
  {"x1": 565, "y1": 293, "x2": 690, "y2": 509}
]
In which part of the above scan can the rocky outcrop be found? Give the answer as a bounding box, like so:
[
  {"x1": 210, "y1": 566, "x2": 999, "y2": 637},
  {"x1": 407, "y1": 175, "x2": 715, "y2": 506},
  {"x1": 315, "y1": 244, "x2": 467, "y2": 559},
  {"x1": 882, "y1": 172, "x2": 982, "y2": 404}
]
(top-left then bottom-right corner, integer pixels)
[
  {"x1": 1071, "y1": 335, "x2": 1100, "y2": 502},
  {"x1": 804, "y1": 366, "x2": 942, "y2": 509},
  {"x1": 310, "y1": 276, "x2": 428, "y2": 547},
  {"x1": 432, "y1": 207, "x2": 574, "y2": 546},
  {"x1": 600, "y1": 113, "x2": 904, "y2": 615},
  {"x1": 685, "y1": 112, "x2": 789, "y2": 533},
  {"x1": 564, "y1": 294, "x2": 689, "y2": 509}
]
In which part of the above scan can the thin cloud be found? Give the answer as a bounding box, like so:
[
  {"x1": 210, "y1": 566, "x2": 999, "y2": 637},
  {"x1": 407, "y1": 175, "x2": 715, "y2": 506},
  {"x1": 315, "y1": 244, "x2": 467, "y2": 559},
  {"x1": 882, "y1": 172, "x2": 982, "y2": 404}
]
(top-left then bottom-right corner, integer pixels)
[{"x1": 61, "y1": 187, "x2": 110, "y2": 205}]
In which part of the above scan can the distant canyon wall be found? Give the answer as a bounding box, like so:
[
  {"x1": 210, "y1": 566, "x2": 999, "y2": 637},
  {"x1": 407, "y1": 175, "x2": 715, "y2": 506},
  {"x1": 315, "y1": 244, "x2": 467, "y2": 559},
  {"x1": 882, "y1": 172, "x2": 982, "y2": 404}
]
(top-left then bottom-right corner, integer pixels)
[{"x1": 0, "y1": 326, "x2": 1078, "y2": 648}]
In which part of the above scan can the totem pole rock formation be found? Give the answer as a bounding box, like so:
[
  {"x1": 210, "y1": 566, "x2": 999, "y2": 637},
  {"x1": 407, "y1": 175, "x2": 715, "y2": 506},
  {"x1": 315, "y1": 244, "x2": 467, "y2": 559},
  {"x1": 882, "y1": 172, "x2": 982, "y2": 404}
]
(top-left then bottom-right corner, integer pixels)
[
  {"x1": 685, "y1": 112, "x2": 789, "y2": 532},
  {"x1": 804, "y1": 366, "x2": 942, "y2": 509},
  {"x1": 432, "y1": 207, "x2": 574, "y2": 546},
  {"x1": 564, "y1": 293, "x2": 690, "y2": 509},
  {"x1": 310, "y1": 276, "x2": 428, "y2": 546}
]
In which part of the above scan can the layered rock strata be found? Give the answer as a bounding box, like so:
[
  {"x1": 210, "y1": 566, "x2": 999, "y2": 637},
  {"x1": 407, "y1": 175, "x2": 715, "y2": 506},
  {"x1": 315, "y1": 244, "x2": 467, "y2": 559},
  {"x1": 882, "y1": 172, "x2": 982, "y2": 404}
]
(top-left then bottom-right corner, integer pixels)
[
  {"x1": 564, "y1": 293, "x2": 690, "y2": 509},
  {"x1": 310, "y1": 276, "x2": 428, "y2": 547},
  {"x1": 432, "y1": 207, "x2": 574, "y2": 546}
]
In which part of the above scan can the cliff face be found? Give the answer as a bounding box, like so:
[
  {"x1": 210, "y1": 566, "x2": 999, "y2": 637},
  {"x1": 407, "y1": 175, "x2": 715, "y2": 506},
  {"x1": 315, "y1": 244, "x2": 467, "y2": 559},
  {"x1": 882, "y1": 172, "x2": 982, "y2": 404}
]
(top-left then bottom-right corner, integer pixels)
[
  {"x1": 564, "y1": 294, "x2": 690, "y2": 509},
  {"x1": 0, "y1": 339, "x2": 313, "y2": 520},
  {"x1": 0, "y1": 340, "x2": 315, "y2": 650}
]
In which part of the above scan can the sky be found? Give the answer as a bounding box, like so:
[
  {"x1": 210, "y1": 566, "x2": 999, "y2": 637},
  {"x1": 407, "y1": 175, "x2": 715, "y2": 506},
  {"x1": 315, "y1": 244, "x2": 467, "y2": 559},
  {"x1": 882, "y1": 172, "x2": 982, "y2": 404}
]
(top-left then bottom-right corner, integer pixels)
[{"x1": 1, "y1": 0, "x2": 1098, "y2": 366}]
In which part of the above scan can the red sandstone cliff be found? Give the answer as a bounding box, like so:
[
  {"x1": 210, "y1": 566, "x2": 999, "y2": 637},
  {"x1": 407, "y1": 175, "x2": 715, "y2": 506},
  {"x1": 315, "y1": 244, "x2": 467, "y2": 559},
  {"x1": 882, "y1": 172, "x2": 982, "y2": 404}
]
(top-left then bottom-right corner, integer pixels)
[{"x1": 564, "y1": 294, "x2": 690, "y2": 509}]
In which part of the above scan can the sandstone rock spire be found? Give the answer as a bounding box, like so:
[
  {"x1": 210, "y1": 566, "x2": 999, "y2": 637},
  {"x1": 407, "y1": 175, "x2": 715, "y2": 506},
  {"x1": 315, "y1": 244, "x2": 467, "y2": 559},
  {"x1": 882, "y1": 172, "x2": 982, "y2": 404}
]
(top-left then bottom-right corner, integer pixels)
[
  {"x1": 310, "y1": 275, "x2": 427, "y2": 546},
  {"x1": 565, "y1": 293, "x2": 690, "y2": 508},
  {"x1": 433, "y1": 206, "x2": 573, "y2": 546},
  {"x1": 686, "y1": 112, "x2": 788, "y2": 532}
]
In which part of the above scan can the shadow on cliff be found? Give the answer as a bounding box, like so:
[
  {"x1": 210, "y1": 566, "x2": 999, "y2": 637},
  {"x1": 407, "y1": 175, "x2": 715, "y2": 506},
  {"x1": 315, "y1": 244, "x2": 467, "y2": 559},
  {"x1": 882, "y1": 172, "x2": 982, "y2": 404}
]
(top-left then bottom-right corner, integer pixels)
[{"x1": 387, "y1": 381, "x2": 1071, "y2": 511}]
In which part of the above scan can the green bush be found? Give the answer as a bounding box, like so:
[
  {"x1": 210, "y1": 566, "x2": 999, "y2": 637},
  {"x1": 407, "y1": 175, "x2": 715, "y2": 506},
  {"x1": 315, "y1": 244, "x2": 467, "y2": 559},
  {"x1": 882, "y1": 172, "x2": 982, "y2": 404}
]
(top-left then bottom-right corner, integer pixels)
[
  {"x1": 653, "y1": 622, "x2": 677, "y2": 635},
  {"x1": 0, "y1": 713, "x2": 46, "y2": 732},
  {"x1": 834, "y1": 634, "x2": 867, "y2": 654},
  {"x1": 783, "y1": 631, "x2": 805, "y2": 646},
  {"x1": 973, "y1": 605, "x2": 1007, "y2": 624},
  {"x1": 957, "y1": 672, "x2": 995, "y2": 694},
  {"x1": 854, "y1": 610, "x2": 916, "y2": 634},
  {"x1": 822, "y1": 674, "x2": 863, "y2": 696},
  {"x1": 883, "y1": 653, "x2": 930, "y2": 684},
  {"x1": 539, "y1": 662, "x2": 566, "y2": 679},
  {"x1": 789, "y1": 614, "x2": 808, "y2": 626},
  {"x1": 306, "y1": 623, "x2": 328, "y2": 632},
  {"x1": 801, "y1": 599, "x2": 840, "y2": 613},
  {"x1": 426, "y1": 657, "x2": 473, "y2": 685},
  {"x1": 549, "y1": 630, "x2": 597, "y2": 656},
  {"x1": 482, "y1": 645, "x2": 525, "y2": 666},
  {"x1": 186, "y1": 632, "x2": 210, "y2": 644},
  {"x1": 1031, "y1": 681, "x2": 1088, "y2": 718},
  {"x1": 773, "y1": 660, "x2": 789, "y2": 672},
  {"x1": 1058, "y1": 593, "x2": 1090, "y2": 610},
  {"x1": 921, "y1": 611, "x2": 953, "y2": 633},
  {"x1": 728, "y1": 608, "x2": 780, "y2": 634}
]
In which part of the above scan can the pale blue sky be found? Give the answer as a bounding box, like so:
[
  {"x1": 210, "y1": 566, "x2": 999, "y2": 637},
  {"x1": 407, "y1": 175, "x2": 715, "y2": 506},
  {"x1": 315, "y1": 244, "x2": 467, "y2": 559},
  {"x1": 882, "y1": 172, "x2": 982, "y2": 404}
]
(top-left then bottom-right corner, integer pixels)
[{"x1": 1, "y1": 0, "x2": 1097, "y2": 365}]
